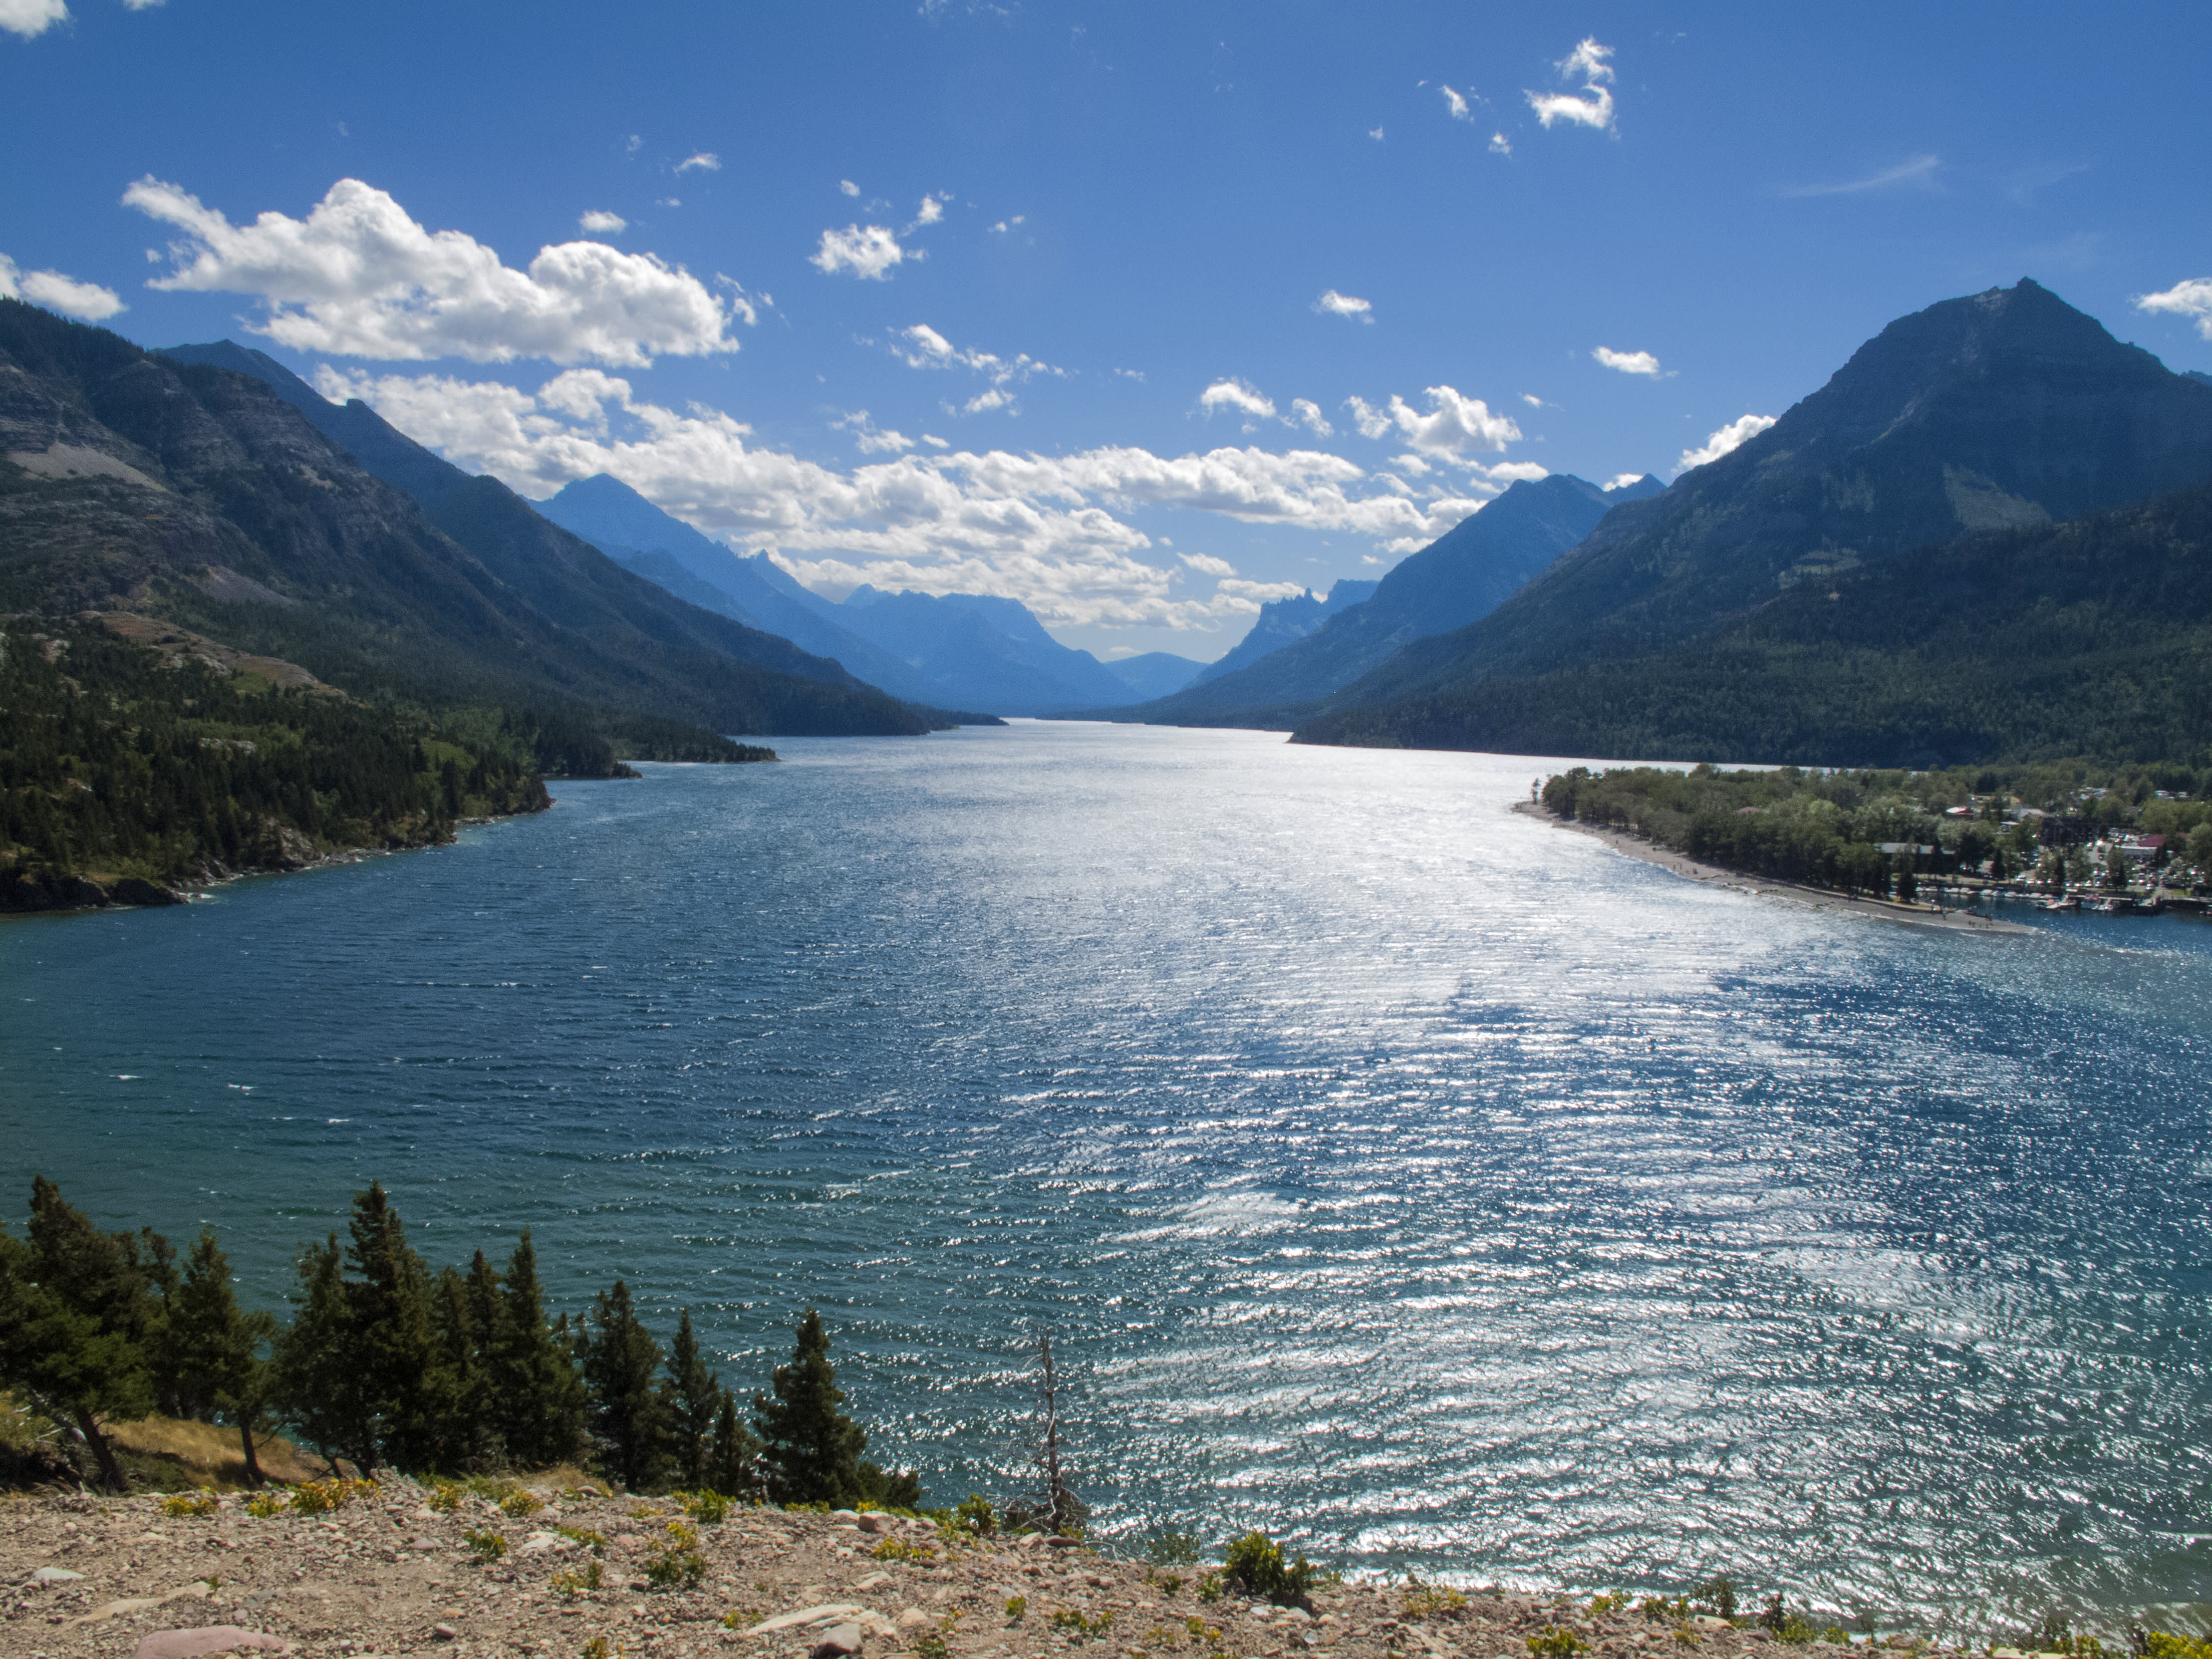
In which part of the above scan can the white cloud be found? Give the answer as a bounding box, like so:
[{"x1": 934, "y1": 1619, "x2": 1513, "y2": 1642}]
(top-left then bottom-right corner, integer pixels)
[
  {"x1": 1215, "y1": 578, "x2": 1309, "y2": 605},
  {"x1": 0, "y1": 0, "x2": 67, "y2": 38},
  {"x1": 578, "y1": 210, "x2": 627, "y2": 235},
  {"x1": 811, "y1": 223, "x2": 913, "y2": 281},
  {"x1": 1558, "y1": 38, "x2": 1615, "y2": 83},
  {"x1": 1526, "y1": 37, "x2": 1617, "y2": 132},
  {"x1": 832, "y1": 410, "x2": 916, "y2": 454},
  {"x1": 1520, "y1": 393, "x2": 1546, "y2": 408},
  {"x1": 1200, "y1": 379, "x2": 1276, "y2": 422},
  {"x1": 1593, "y1": 346, "x2": 1662, "y2": 376},
  {"x1": 1604, "y1": 472, "x2": 1647, "y2": 491},
  {"x1": 921, "y1": 433, "x2": 948, "y2": 448},
  {"x1": 839, "y1": 179, "x2": 860, "y2": 197},
  {"x1": 1290, "y1": 398, "x2": 1333, "y2": 437},
  {"x1": 319, "y1": 365, "x2": 1504, "y2": 624},
  {"x1": 988, "y1": 214, "x2": 1026, "y2": 233},
  {"x1": 1178, "y1": 551, "x2": 1237, "y2": 577},
  {"x1": 126, "y1": 176, "x2": 737, "y2": 366},
  {"x1": 1490, "y1": 132, "x2": 1512, "y2": 157},
  {"x1": 2135, "y1": 277, "x2": 2212, "y2": 339},
  {"x1": 0, "y1": 254, "x2": 126, "y2": 321},
  {"x1": 1355, "y1": 384, "x2": 1522, "y2": 459},
  {"x1": 1441, "y1": 86, "x2": 1470, "y2": 121},
  {"x1": 1368, "y1": 125, "x2": 1385, "y2": 141},
  {"x1": 1783, "y1": 155, "x2": 1942, "y2": 198},
  {"x1": 675, "y1": 152, "x2": 721, "y2": 174},
  {"x1": 1676, "y1": 413, "x2": 1777, "y2": 474},
  {"x1": 908, "y1": 194, "x2": 946, "y2": 230},
  {"x1": 1313, "y1": 289, "x2": 1373, "y2": 323},
  {"x1": 888, "y1": 323, "x2": 1064, "y2": 414}
]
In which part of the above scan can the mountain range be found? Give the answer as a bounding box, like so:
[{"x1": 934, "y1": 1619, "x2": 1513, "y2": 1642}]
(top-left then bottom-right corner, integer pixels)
[
  {"x1": 1118, "y1": 471, "x2": 1663, "y2": 727},
  {"x1": 1290, "y1": 280, "x2": 2212, "y2": 764}
]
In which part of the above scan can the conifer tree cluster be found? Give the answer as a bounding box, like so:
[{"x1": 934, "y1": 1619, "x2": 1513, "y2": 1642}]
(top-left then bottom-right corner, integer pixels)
[{"x1": 0, "y1": 1178, "x2": 918, "y2": 1507}]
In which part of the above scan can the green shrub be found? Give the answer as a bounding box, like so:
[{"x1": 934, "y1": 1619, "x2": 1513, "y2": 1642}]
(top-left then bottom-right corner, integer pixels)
[
  {"x1": 244, "y1": 1492, "x2": 285, "y2": 1519},
  {"x1": 1696, "y1": 1579, "x2": 1737, "y2": 1620},
  {"x1": 1221, "y1": 1531, "x2": 1312, "y2": 1605},
  {"x1": 293, "y1": 1477, "x2": 378, "y2": 1515},
  {"x1": 956, "y1": 1494, "x2": 998, "y2": 1537},
  {"x1": 1196, "y1": 1572, "x2": 1223, "y2": 1604},
  {"x1": 1404, "y1": 1578, "x2": 1468, "y2": 1620},
  {"x1": 500, "y1": 1489, "x2": 543, "y2": 1519},
  {"x1": 1529, "y1": 1629, "x2": 1589, "y2": 1659},
  {"x1": 1153, "y1": 1574, "x2": 1185, "y2": 1599},
  {"x1": 1005, "y1": 1596, "x2": 1028, "y2": 1624},
  {"x1": 558, "y1": 1526, "x2": 609, "y2": 1556},
  {"x1": 678, "y1": 1490, "x2": 731, "y2": 1524},
  {"x1": 465, "y1": 1528, "x2": 508, "y2": 1562},
  {"x1": 1051, "y1": 1608, "x2": 1115, "y2": 1641},
  {"x1": 427, "y1": 1482, "x2": 463, "y2": 1513},
  {"x1": 551, "y1": 1561, "x2": 605, "y2": 1595},
  {"x1": 163, "y1": 1491, "x2": 219, "y2": 1518},
  {"x1": 1148, "y1": 1531, "x2": 1203, "y2": 1567},
  {"x1": 646, "y1": 1519, "x2": 706, "y2": 1589}
]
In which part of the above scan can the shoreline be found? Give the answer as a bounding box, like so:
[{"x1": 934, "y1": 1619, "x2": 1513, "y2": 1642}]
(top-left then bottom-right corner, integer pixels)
[{"x1": 1514, "y1": 801, "x2": 2035, "y2": 935}]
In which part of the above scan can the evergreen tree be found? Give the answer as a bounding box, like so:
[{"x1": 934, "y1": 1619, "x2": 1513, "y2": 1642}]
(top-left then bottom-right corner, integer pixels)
[
  {"x1": 494, "y1": 1231, "x2": 585, "y2": 1469},
  {"x1": 0, "y1": 1178, "x2": 159, "y2": 1491},
  {"x1": 665, "y1": 1308, "x2": 720, "y2": 1490},
  {"x1": 753, "y1": 1308, "x2": 868, "y2": 1506},
  {"x1": 273, "y1": 1234, "x2": 376, "y2": 1475},
  {"x1": 708, "y1": 1387, "x2": 763, "y2": 1498},
  {"x1": 163, "y1": 1229, "x2": 278, "y2": 1485},
  {"x1": 583, "y1": 1279, "x2": 668, "y2": 1491},
  {"x1": 429, "y1": 1264, "x2": 488, "y2": 1472},
  {"x1": 343, "y1": 1182, "x2": 443, "y2": 1472}
]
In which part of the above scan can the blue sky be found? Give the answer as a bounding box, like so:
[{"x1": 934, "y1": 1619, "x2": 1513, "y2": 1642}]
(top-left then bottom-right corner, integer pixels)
[{"x1": 6, "y1": 2, "x2": 2211, "y2": 662}]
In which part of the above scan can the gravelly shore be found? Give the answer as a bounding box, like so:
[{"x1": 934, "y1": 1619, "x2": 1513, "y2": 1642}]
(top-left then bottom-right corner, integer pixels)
[{"x1": 1, "y1": 1480, "x2": 1960, "y2": 1659}]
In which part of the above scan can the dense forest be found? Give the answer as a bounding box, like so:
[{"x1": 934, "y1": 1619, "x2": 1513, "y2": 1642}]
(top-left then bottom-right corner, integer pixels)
[
  {"x1": 1297, "y1": 482, "x2": 2212, "y2": 768},
  {"x1": 0, "y1": 1175, "x2": 924, "y2": 1511},
  {"x1": 1539, "y1": 757, "x2": 2212, "y2": 900},
  {"x1": 0, "y1": 616, "x2": 766, "y2": 909}
]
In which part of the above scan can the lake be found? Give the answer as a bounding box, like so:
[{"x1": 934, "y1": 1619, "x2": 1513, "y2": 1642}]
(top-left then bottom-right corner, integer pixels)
[{"x1": 6, "y1": 721, "x2": 2210, "y2": 1633}]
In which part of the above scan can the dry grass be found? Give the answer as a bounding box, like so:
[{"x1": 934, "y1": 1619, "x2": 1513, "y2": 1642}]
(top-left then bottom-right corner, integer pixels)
[{"x1": 103, "y1": 1414, "x2": 328, "y2": 1489}]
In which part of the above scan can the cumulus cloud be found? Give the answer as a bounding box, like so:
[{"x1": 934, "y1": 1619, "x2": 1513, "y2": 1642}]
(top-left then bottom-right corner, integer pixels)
[
  {"x1": 1349, "y1": 384, "x2": 1522, "y2": 460},
  {"x1": 832, "y1": 410, "x2": 916, "y2": 454},
  {"x1": 908, "y1": 194, "x2": 947, "y2": 230},
  {"x1": 1200, "y1": 379, "x2": 1276, "y2": 422},
  {"x1": 1592, "y1": 346, "x2": 1661, "y2": 376},
  {"x1": 318, "y1": 366, "x2": 1503, "y2": 623},
  {"x1": 888, "y1": 324, "x2": 1063, "y2": 414},
  {"x1": 675, "y1": 152, "x2": 721, "y2": 174},
  {"x1": 1527, "y1": 36, "x2": 1616, "y2": 132},
  {"x1": 1604, "y1": 472, "x2": 1646, "y2": 490},
  {"x1": 2135, "y1": 277, "x2": 2212, "y2": 339},
  {"x1": 1441, "y1": 86, "x2": 1470, "y2": 120},
  {"x1": 578, "y1": 210, "x2": 627, "y2": 235},
  {"x1": 811, "y1": 223, "x2": 913, "y2": 281},
  {"x1": 0, "y1": 0, "x2": 66, "y2": 35},
  {"x1": 0, "y1": 253, "x2": 126, "y2": 321},
  {"x1": 1313, "y1": 289, "x2": 1373, "y2": 323},
  {"x1": 126, "y1": 176, "x2": 737, "y2": 366},
  {"x1": 1178, "y1": 551, "x2": 1237, "y2": 577},
  {"x1": 1490, "y1": 132, "x2": 1512, "y2": 157},
  {"x1": 839, "y1": 179, "x2": 860, "y2": 196},
  {"x1": 1290, "y1": 398, "x2": 1332, "y2": 436},
  {"x1": 1368, "y1": 125, "x2": 1385, "y2": 141},
  {"x1": 1676, "y1": 413, "x2": 1778, "y2": 474}
]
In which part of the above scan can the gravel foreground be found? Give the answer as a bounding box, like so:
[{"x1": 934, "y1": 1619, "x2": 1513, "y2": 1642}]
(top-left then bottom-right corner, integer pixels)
[{"x1": 3, "y1": 1479, "x2": 1936, "y2": 1659}]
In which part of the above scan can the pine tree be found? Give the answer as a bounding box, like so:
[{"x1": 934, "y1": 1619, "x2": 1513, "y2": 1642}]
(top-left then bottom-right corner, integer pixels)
[
  {"x1": 491, "y1": 1230, "x2": 584, "y2": 1469},
  {"x1": 429, "y1": 1264, "x2": 486, "y2": 1472},
  {"x1": 583, "y1": 1279, "x2": 668, "y2": 1491},
  {"x1": 753, "y1": 1308, "x2": 868, "y2": 1506},
  {"x1": 664, "y1": 1308, "x2": 720, "y2": 1490},
  {"x1": 163, "y1": 1229, "x2": 278, "y2": 1484},
  {"x1": 0, "y1": 1177, "x2": 159, "y2": 1491},
  {"x1": 708, "y1": 1387, "x2": 762, "y2": 1498},
  {"x1": 343, "y1": 1182, "x2": 443, "y2": 1472},
  {"x1": 273, "y1": 1233, "x2": 376, "y2": 1475}
]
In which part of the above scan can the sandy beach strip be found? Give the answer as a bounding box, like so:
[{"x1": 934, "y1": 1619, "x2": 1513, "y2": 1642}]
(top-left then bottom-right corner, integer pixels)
[{"x1": 1513, "y1": 801, "x2": 2034, "y2": 935}]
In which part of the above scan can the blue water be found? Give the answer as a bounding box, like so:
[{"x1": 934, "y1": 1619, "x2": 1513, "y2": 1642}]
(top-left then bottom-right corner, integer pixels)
[{"x1": 6, "y1": 722, "x2": 2211, "y2": 1631}]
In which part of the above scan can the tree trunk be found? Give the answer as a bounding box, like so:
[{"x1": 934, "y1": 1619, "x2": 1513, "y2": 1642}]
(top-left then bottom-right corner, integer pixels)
[
  {"x1": 73, "y1": 1406, "x2": 127, "y2": 1493},
  {"x1": 237, "y1": 1420, "x2": 265, "y2": 1488}
]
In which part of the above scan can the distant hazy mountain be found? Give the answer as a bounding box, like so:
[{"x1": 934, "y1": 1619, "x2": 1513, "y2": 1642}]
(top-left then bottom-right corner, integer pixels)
[
  {"x1": 539, "y1": 473, "x2": 1153, "y2": 715},
  {"x1": 1102, "y1": 651, "x2": 1205, "y2": 699},
  {"x1": 1122, "y1": 472, "x2": 1649, "y2": 728},
  {"x1": 0, "y1": 315, "x2": 932, "y2": 736},
  {"x1": 532, "y1": 473, "x2": 947, "y2": 703},
  {"x1": 1187, "y1": 580, "x2": 1377, "y2": 689},
  {"x1": 1292, "y1": 279, "x2": 2212, "y2": 761}
]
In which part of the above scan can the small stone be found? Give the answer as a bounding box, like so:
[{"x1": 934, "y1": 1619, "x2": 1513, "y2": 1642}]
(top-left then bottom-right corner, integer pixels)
[
  {"x1": 34, "y1": 1568, "x2": 87, "y2": 1584},
  {"x1": 857, "y1": 1515, "x2": 896, "y2": 1536},
  {"x1": 433, "y1": 1624, "x2": 460, "y2": 1641},
  {"x1": 131, "y1": 1630, "x2": 294, "y2": 1659},
  {"x1": 814, "y1": 1621, "x2": 866, "y2": 1657},
  {"x1": 897, "y1": 1610, "x2": 936, "y2": 1631}
]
